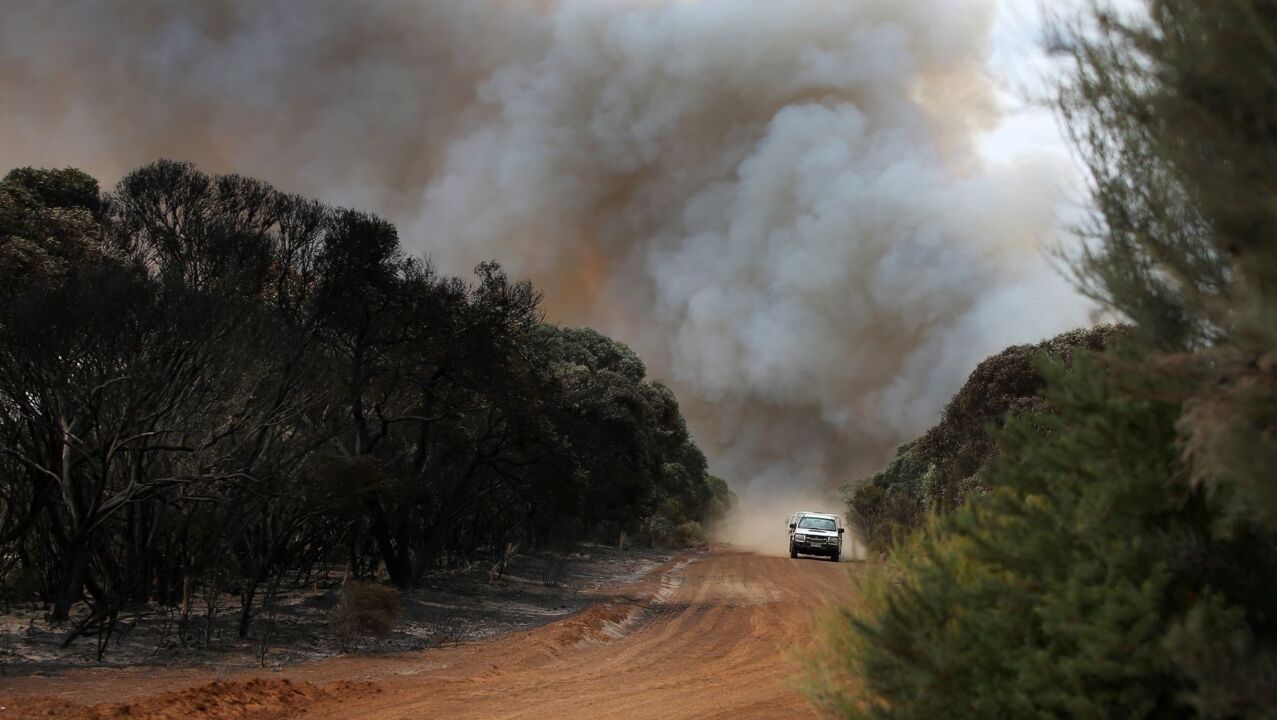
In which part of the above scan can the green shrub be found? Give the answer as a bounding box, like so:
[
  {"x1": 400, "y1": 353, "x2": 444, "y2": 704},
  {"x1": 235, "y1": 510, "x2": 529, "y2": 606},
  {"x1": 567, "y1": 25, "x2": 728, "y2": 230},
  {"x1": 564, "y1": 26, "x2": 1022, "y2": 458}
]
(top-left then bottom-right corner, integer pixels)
[
  {"x1": 809, "y1": 356, "x2": 1277, "y2": 718},
  {"x1": 843, "y1": 326, "x2": 1124, "y2": 554},
  {"x1": 815, "y1": 2, "x2": 1277, "y2": 715}
]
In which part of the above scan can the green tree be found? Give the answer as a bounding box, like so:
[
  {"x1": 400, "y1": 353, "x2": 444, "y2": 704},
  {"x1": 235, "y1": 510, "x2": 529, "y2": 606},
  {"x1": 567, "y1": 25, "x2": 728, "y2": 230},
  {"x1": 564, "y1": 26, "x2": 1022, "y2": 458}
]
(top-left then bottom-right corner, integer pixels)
[
  {"x1": 0, "y1": 167, "x2": 103, "y2": 288},
  {"x1": 813, "y1": 2, "x2": 1277, "y2": 716},
  {"x1": 1057, "y1": 0, "x2": 1277, "y2": 528},
  {"x1": 1052, "y1": 2, "x2": 1277, "y2": 711},
  {"x1": 843, "y1": 326, "x2": 1124, "y2": 553},
  {"x1": 534, "y1": 325, "x2": 721, "y2": 544}
]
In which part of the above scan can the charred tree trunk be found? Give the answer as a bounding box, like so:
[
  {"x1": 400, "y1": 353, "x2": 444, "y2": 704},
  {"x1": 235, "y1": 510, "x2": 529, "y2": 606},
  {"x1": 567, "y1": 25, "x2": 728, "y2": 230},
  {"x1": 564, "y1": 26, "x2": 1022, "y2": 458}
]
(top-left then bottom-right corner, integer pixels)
[
  {"x1": 51, "y1": 536, "x2": 91, "y2": 622},
  {"x1": 238, "y1": 585, "x2": 256, "y2": 639},
  {"x1": 365, "y1": 497, "x2": 414, "y2": 588}
]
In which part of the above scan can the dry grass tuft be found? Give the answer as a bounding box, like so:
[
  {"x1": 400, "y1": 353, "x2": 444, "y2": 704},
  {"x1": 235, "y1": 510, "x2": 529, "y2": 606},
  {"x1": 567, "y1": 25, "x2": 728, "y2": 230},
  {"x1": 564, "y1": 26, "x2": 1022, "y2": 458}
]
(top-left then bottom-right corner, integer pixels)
[{"x1": 331, "y1": 581, "x2": 402, "y2": 651}]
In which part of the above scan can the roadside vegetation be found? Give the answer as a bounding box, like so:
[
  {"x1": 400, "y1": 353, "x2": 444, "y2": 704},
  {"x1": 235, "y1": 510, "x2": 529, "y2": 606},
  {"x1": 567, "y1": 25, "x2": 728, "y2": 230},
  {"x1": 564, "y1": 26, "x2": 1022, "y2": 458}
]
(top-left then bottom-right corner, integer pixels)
[
  {"x1": 0, "y1": 161, "x2": 731, "y2": 658},
  {"x1": 844, "y1": 324, "x2": 1124, "y2": 552},
  {"x1": 814, "y1": 1, "x2": 1277, "y2": 717}
]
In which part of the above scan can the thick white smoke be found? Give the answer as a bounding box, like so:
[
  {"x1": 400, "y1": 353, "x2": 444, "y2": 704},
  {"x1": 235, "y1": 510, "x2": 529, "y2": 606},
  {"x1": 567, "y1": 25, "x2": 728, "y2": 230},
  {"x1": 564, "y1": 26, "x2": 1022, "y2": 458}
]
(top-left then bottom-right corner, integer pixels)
[{"x1": 0, "y1": 1, "x2": 1091, "y2": 520}]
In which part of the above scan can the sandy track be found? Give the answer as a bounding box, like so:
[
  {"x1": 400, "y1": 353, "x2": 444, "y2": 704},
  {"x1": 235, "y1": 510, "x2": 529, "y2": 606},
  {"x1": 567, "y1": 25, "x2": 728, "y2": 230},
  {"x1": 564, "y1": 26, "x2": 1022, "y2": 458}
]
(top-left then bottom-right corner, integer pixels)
[{"x1": 1, "y1": 548, "x2": 859, "y2": 719}]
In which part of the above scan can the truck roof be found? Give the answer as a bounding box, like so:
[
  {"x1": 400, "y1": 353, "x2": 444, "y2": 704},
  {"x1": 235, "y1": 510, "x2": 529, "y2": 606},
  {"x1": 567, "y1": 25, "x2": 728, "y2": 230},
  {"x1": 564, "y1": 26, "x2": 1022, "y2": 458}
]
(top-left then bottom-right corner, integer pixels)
[{"x1": 793, "y1": 511, "x2": 840, "y2": 520}]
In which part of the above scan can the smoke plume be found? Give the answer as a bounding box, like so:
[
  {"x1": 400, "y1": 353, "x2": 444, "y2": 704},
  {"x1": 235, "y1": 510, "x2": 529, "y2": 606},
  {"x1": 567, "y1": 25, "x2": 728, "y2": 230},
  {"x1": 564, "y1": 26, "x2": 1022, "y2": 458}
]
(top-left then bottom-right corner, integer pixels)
[{"x1": 0, "y1": 0, "x2": 1090, "y2": 519}]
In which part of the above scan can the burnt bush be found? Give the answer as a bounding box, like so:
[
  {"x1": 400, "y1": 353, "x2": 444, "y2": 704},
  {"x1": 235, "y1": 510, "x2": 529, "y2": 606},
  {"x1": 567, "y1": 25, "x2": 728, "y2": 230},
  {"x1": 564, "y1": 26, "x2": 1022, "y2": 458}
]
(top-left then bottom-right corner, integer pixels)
[{"x1": 331, "y1": 582, "x2": 403, "y2": 651}]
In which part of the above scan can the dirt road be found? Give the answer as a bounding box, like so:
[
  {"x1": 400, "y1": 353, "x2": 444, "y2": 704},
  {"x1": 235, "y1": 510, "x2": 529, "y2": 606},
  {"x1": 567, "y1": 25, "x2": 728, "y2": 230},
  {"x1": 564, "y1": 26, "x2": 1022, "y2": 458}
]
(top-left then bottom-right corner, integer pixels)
[{"x1": 1, "y1": 548, "x2": 860, "y2": 719}]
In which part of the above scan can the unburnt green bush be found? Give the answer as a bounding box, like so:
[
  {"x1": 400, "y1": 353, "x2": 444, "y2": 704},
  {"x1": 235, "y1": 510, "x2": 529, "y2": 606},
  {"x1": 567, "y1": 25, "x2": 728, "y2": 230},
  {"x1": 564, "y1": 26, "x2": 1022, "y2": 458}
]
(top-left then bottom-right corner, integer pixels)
[
  {"x1": 810, "y1": 358, "x2": 1277, "y2": 718},
  {"x1": 844, "y1": 325, "x2": 1124, "y2": 553},
  {"x1": 817, "y1": 0, "x2": 1277, "y2": 715}
]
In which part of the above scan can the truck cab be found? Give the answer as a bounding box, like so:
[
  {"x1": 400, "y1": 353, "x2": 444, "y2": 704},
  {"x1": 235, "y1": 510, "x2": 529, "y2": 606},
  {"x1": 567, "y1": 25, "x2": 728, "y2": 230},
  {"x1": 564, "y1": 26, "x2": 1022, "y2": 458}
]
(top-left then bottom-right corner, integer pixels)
[{"x1": 787, "y1": 511, "x2": 844, "y2": 561}]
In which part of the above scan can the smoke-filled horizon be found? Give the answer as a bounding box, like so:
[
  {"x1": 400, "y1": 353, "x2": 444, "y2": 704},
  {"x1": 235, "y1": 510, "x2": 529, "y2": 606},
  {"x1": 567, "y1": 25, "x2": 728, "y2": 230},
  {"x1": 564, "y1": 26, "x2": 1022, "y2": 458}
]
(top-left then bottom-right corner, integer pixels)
[{"x1": 0, "y1": 0, "x2": 1092, "y2": 502}]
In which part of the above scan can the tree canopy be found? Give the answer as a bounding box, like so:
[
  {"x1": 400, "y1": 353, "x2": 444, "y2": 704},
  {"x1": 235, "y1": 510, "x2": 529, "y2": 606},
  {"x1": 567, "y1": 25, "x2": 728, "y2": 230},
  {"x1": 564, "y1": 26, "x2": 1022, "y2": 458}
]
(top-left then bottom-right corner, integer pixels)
[
  {"x1": 0, "y1": 161, "x2": 728, "y2": 656},
  {"x1": 812, "y1": 2, "x2": 1277, "y2": 717}
]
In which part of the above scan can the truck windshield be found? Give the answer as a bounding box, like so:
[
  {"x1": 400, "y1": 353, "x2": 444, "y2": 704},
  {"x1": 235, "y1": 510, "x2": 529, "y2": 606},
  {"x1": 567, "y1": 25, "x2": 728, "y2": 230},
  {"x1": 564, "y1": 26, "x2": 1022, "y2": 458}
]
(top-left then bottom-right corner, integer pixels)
[{"x1": 797, "y1": 517, "x2": 836, "y2": 531}]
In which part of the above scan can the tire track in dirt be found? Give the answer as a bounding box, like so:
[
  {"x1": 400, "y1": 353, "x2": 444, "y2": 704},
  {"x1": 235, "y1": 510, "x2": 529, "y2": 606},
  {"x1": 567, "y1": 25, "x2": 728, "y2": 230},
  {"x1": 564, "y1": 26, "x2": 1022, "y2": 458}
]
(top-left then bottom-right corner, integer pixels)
[
  {"x1": 307, "y1": 548, "x2": 860, "y2": 720},
  {"x1": 0, "y1": 548, "x2": 861, "y2": 720}
]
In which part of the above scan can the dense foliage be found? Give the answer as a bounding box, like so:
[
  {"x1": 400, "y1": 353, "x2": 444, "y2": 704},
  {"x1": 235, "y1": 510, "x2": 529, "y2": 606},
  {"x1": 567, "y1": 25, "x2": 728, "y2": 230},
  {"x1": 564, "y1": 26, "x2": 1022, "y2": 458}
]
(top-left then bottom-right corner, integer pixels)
[
  {"x1": 814, "y1": 357, "x2": 1277, "y2": 718},
  {"x1": 844, "y1": 325, "x2": 1123, "y2": 552},
  {"x1": 812, "y1": 1, "x2": 1277, "y2": 717},
  {"x1": 1058, "y1": 0, "x2": 1277, "y2": 530},
  {"x1": 0, "y1": 161, "x2": 729, "y2": 656}
]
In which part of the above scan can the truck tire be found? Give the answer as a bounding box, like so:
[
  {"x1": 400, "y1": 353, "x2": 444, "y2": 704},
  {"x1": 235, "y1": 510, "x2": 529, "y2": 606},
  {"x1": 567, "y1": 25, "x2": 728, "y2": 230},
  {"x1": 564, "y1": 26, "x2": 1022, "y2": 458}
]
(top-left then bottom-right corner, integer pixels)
[
  {"x1": 789, "y1": 543, "x2": 798, "y2": 559},
  {"x1": 829, "y1": 552, "x2": 840, "y2": 562}
]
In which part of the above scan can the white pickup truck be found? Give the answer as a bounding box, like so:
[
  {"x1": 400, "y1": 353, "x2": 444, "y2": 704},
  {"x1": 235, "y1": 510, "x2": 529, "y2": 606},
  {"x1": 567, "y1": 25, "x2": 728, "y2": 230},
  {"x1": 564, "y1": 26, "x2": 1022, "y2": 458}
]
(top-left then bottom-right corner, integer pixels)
[{"x1": 787, "y1": 511, "x2": 844, "y2": 561}]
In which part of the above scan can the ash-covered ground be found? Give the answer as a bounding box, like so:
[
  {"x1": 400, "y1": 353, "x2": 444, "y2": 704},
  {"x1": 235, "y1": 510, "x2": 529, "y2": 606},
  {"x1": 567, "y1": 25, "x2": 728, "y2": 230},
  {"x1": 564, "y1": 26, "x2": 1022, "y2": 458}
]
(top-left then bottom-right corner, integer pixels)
[{"x1": 0, "y1": 544, "x2": 676, "y2": 676}]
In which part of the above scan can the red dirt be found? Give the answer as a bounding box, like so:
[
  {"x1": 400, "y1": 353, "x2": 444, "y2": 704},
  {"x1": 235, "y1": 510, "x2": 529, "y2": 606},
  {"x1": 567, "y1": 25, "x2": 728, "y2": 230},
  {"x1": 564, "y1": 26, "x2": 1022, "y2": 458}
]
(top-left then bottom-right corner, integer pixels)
[
  {"x1": 3, "y1": 679, "x2": 379, "y2": 720},
  {"x1": 0, "y1": 548, "x2": 860, "y2": 720}
]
